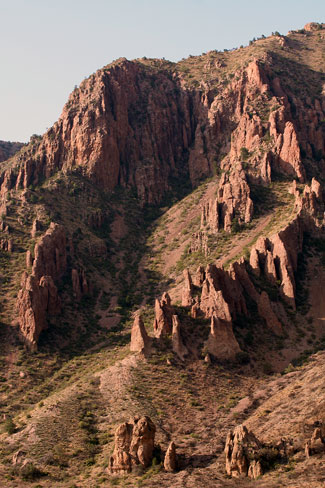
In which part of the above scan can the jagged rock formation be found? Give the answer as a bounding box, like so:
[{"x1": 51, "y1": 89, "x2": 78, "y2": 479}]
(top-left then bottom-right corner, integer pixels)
[
  {"x1": 130, "y1": 314, "x2": 150, "y2": 354},
  {"x1": 153, "y1": 292, "x2": 174, "y2": 338},
  {"x1": 164, "y1": 441, "x2": 177, "y2": 472},
  {"x1": 16, "y1": 272, "x2": 60, "y2": 351},
  {"x1": 109, "y1": 416, "x2": 156, "y2": 474},
  {"x1": 257, "y1": 291, "x2": 283, "y2": 336},
  {"x1": 181, "y1": 269, "x2": 194, "y2": 306},
  {"x1": 16, "y1": 223, "x2": 66, "y2": 350},
  {"x1": 206, "y1": 314, "x2": 241, "y2": 360},
  {"x1": 172, "y1": 315, "x2": 188, "y2": 360},
  {"x1": 201, "y1": 166, "x2": 254, "y2": 233},
  {"x1": 225, "y1": 425, "x2": 262, "y2": 478},
  {"x1": 305, "y1": 424, "x2": 325, "y2": 457}
]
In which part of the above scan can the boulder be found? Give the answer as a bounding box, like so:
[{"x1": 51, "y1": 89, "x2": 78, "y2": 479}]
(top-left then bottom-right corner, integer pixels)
[
  {"x1": 225, "y1": 425, "x2": 262, "y2": 478},
  {"x1": 130, "y1": 314, "x2": 150, "y2": 354},
  {"x1": 164, "y1": 441, "x2": 177, "y2": 472},
  {"x1": 109, "y1": 416, "x2": 156, "y2": 474},
  {"x1": 153, "y1": 292, "x2": 174, "y2": 338},
  {"x1": 206, "y1": 314, "x2": 241, "y2": 360}
]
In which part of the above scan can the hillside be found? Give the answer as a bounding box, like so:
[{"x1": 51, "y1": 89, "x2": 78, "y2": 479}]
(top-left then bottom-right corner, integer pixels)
[
  {"x1": 1, "y1": 21, "x2": 325, "y2": 487},
  {"x1": 0, "y1": 140, "x2": 25, "y2": 163}
]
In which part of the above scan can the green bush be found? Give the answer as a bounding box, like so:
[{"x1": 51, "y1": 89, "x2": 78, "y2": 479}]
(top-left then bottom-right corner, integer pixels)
[{"x1": 3, "y1": 417, "x2": 16, "y2": 435}]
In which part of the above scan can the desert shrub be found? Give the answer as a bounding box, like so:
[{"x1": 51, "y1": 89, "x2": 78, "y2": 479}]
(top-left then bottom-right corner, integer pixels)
[
  {"x1": 3, "y1": 417, "x2": 16, "y2": 434},
  {"x1": 262, "y1": 361, "x2": 273, "y2": 375},
  {"x1": 240, "y1": 147, "x2": 250, "y2": 161},
  {"x1": 236, "y1": 351, "x2": 250, "y2": 365},
  {"x1": 20, "y1": 463, "x2": 45, "y2": 481}
]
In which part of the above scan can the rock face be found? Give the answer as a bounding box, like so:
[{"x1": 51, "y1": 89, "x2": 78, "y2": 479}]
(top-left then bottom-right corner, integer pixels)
[
  {"x1": 16, "y1": 223, "x2": 66, "y2": 350},
  {"x1": 109, "y1": 416, "x2": 156, "y2": 474},
  {"x1": 201, "y1": 167, "x2": 253, "y2": 233},
  {"x1": 172, "y1": 315, "x2": 188, "y2": 360},
  {"x1": 164, "y1": 441, "x2": 177, "y2": 472},
  {"x1": 130, "y1": 314, "x2": 150, "y2": 354},
  {"x1": 32, "y1": 223, "x2": 67, "y2": 281},
  {"x1": 257, "y1": 292, "x2": 283, "y2": 336},
  {"x1": 206, "y1": 314, "x2": 241, "y2": 360},
  {"x1": 16, "y1": 272, "x2": 60, "y2": 351},
  {"x1": 181, "y1": 269, "x2": 194, "y2": 306},
  {"x1": 153, "y1": 292, "x2": 174, "y2": 338},
  {"x1": 225, "y1": 425, "x2": 262, "y2": 478},
  {"x1": 249, "y1": 218, "x2": 303, "y2": 309}
]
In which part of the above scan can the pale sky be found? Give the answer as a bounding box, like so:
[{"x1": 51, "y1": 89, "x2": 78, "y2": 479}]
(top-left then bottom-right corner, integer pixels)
[{"x1": 1, "y1": 0, "x2": 324, "y2": 142}]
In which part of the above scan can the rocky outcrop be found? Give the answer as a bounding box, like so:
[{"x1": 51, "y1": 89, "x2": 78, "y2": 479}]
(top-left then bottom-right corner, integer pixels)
[
  {"x1": 153, "y1": 292, "x2": 174, "y2": 338},
  {"x1": 249, "y1": 218, "x2": 303, "y2": 308},
  {"x1": 172, "y1": 315, "x2": 188, "y2": 360},
  {"x1": 16, "y1": 223, "x2": 66, "y2": 350},
  {"x1": 258, "y1": 292, "x2": 283, "y2": 336},
  {"x1": 32, "y1": 223, "x2": 66, "y2": 281},
  {"x1": 109, "y1": 416, "x2": 156, "y2": 474},
  {"x1": 16, "y1": 272, "x2": 60, "y2": 351},
  {"x1": 164, "y1": 441, "x2": 177, "y2": 472},
  {"x1": 130, "y1": 314, "x2": 150, "y2": 354},
  {"x1": 200, "y1": 264, "x2": 246, "y2": 319},
  {"x1": 71, "y1": 268, "x2": 89, "y2": 301},
  {"x1": 201, "y1": 167, "x2": 253, "y2": 233},
  {"x1": 206, "y1": 314, "x2": 241, "y2": 360},
  {"x1": 305, "y1": 425, "x2": 325, "y2": 457},
  {"x1": 181, "y1": 269, "x2": 194, "y2": 306},
  {"x1": 225, "y1": 425, "x2": 262, "y2": 478}
]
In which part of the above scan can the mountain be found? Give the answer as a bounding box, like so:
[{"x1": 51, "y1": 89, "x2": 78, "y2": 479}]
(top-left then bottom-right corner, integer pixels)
[
  {"x1": 1, "y1": 21, "x2": 325, "y2": 487},
  {"x1": 0, "y1": 140, "x2": 25, "y2": 163}
]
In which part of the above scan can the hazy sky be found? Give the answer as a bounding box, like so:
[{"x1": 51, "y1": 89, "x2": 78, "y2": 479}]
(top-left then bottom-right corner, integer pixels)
[{"x1": 1, "y1": 0, "x2": 324, "y2": 142}]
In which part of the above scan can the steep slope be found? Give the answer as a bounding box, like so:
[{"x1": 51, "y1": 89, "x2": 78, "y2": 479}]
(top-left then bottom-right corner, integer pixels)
[
  {"x1": 1, "y1": 21, "x2": 325, "y2": 488},
  {"x1": 0, "y1": 140, "x2": 25, "y2": 163}
]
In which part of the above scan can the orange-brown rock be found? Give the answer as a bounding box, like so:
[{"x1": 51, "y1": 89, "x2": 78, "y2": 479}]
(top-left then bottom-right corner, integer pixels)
[
  {"x1": 26, "y1": 250, "x2": 33, "y2": 268},
  {"x1": 201, "y1": 167, "x2": 253, "y2": 233},
  {"x1": 31, "y1": 219, "x2": 42, "y2": 238},
  {"x1": 130, "y1": 314, "x2": 150, "y2": 355},
  {"x1": 257, "y1": 292, "x2": 283, "y2": 336},
  {"x1": 16, "y1": 223, "x2": 66, "y2": 349},
  {"x1": 200, "y1": 264, "x2": 246, "y2": 319},
  {"x1": 164, "y1": 441, "x2": 177, "y2": 472},
  {"x1": 0, "y1": 238, "x2": 13, "y2": 251},
  {"x1": 225, "y1": 425, "x2": 262, "y2": 478},
  {"x1": 206, "y1": 314, "x2": 241, "y2": 360},
  {"x1": 248, "y1": 460, "x2": 263, "y2": 479},
  {"x1": 109, "y1": 416, "x2": 156, "y2": 474},
  {"x1": 32, "y1": 223, "x2": 66, "y2": 281},
  {"x1": 16, "y1": 272, "x2": 60, "y2": 351},
  {"x1": 181, "y1": 269, "x2": 194, "y2": 307},
  {"x1": 193, "y1": 266, "x2": 205, "y2": 287},
  {"x1": 249, "y1": 219, "x2": 303, "y2": 309},
  {"x1": 153, "y1": 292, "x2": 174, "y2": 338},
  {"x1": 172, "y1": 315, "x2": 188, "y2": 361},
  {"x1": 109, "y1": 421, "x2": 133, "y2": 474}
]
